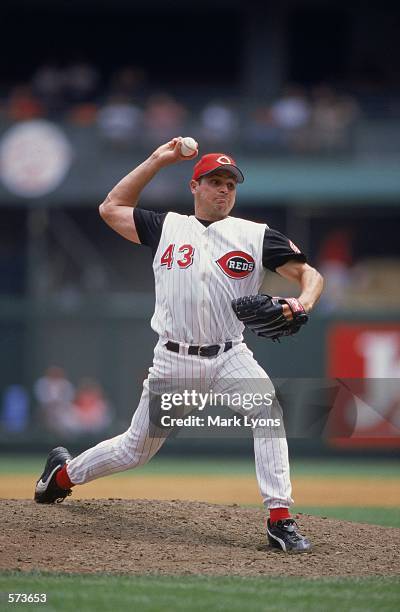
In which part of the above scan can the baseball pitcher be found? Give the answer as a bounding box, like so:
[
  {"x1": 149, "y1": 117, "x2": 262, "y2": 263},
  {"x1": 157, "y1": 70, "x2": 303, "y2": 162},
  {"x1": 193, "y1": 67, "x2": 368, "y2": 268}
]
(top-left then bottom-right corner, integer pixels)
[{"x1": 34, "y1": 138, "x2": 324, "y2": 553}]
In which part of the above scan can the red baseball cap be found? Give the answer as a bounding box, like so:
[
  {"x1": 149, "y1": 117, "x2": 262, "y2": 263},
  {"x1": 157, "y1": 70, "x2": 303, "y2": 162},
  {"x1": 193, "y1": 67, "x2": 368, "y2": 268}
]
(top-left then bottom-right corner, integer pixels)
[{"x1": 192, "y1": 153, "x2": 244, "y2": 183}]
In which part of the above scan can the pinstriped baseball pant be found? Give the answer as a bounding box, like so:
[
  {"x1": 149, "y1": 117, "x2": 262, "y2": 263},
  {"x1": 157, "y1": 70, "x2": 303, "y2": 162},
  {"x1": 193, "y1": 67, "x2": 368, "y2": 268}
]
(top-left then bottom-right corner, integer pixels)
[{"x1": 67, "y1": 339, "x2": 293, "y2": 509}]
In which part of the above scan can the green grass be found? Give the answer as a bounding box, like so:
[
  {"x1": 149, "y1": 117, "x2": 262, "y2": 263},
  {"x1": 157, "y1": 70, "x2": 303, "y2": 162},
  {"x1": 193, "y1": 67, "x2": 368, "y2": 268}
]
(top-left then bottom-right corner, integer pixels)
[
  {"x1": 0, "y1": 456, "x2": 399, "y2": 478},
  {"x1": 294, "y1": 506, "x2": 400, "y2": 528},
  {"x1": 0, "y1": 573, "x2": 399, "y2": 612},
  {"x1": 290, "y1": 459, "x2": 400, "y2": 479}
]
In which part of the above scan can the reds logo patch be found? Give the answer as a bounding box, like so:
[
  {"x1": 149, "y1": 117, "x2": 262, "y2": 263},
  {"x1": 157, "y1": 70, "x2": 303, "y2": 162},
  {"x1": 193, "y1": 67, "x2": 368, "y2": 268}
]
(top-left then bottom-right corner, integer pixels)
[
  {"x1": 216, "y1": 251, "x2": 255, "y2": 279},
  {"x1": 216, "y1": 155, "x2": 233, "y2": 165}
]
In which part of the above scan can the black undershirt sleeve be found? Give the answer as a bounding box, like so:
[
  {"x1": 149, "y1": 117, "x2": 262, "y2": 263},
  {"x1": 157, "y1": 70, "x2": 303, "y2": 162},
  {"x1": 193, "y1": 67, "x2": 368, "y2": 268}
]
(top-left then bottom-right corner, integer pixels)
[
  {"x1": 262, "y1": 228, "x2": 307, "y2": 272},
  {"x1": 133, "y1": 208, "x2": 167, "y2": 257}
]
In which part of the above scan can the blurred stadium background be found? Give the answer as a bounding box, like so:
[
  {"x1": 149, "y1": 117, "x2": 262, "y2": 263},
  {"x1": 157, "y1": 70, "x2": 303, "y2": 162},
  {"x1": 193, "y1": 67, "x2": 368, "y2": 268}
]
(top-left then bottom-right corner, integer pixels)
[{"x1": 0, "y1": 0, "x2": 399, "y2": 487}]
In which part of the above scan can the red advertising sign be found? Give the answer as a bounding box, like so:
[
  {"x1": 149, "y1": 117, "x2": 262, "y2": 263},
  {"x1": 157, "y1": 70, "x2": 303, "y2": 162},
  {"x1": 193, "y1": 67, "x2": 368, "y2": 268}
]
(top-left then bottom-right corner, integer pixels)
[{"x1": 327, "y1": 324, "x2": 400, "y2": 448}]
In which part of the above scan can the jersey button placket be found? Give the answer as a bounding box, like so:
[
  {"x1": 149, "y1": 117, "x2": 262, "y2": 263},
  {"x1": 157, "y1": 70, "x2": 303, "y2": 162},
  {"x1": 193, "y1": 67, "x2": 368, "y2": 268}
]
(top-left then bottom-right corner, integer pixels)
[
  {"x1": 201, "y1": 241, "x2": 207, "y2": 282},
  {"x1": 197, "y1": 235, "x2": 210, "y2": 339}
]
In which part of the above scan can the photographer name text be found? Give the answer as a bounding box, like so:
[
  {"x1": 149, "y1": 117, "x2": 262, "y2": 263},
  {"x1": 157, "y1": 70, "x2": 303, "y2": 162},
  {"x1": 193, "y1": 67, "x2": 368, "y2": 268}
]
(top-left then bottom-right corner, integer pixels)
[{"x1": 160, "y1": 415, "x2": 281, "y2": 428}]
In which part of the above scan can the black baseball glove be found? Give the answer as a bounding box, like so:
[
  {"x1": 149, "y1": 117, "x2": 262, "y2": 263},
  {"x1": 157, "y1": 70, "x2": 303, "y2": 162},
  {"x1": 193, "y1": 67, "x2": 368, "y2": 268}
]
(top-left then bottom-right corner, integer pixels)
[{"x1": 231, "y1": 294, "x2": 309, "y2": 342}]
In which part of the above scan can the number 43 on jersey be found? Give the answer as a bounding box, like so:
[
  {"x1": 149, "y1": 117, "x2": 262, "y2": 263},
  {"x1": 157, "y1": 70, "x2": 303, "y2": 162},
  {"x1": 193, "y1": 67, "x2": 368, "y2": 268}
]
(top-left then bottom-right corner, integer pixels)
[{"x1": 160, "y1": 244, "x2": 195, "y2": 269}]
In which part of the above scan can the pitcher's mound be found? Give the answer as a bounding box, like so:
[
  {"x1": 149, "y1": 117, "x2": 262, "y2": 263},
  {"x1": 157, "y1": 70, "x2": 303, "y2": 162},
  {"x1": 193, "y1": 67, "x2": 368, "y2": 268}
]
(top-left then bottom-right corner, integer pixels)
[{"x1": 1, "y1": 499, "x2": 399, "y2": 577}]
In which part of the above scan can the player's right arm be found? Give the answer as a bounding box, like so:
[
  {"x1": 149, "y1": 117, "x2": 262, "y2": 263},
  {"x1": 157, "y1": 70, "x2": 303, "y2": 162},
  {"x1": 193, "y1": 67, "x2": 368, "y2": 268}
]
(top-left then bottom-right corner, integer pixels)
[{"x1": 99, "y1": 137, "x2": 197, "y2": 243}]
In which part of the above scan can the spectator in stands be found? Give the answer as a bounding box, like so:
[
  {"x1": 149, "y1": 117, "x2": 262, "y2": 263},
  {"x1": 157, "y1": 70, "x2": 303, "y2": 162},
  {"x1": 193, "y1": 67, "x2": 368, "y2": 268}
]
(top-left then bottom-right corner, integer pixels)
[
  {"x1": 97, "y1": 94, "x2": 142, "y2": 144},
  {"x1": 270, "y1": 84, "x2": 311, "y2": 131},
  {"x1": 66, "y1": 378, "x2": 112, "y2": 434},
  {"x1": 31, "y1": 64, "x2": 65, "y2": 115},
  {"x1": 200, "y1": 101, "x2": 239, "y2": 144},
  {"x1": 143, "y1": 93, "x2": 187, "y2": 143},
  {"x1": 63, "y1": 60, "x2": 100, "y2": 125},
  {"x1": 6, "y1": 85, "x2": 44, "y2": 121},
  {"x1": 64, "y1": 61, "x2": 99, "y2": 104},
  {"x1": 246, "y1": 85, "x2": 311, "y2": 151},
  {"x1": 1, "y1": 385, "x2": 29, "y2": 432},
  {"x1": 269, "y1": 84, "x2": 311, "y2": 151},
  {"x1": 317, "y1": 228, "x2": 353, "y2": 311},
  {"x1": 246, "y1": 104, "x2": 280, "y2": 147},
  {"x1": 68, "y1": 102, "x2": 98, "y2": 126},
  {"x1": 33, "y1": 366, "x2": 75, "y2": 433},
  {"x1": 109, "y1": 66, "x2": 147, "y2": 99},
  {"x1": 310, "y1": 85, "x2": 360, "y2": 152}
]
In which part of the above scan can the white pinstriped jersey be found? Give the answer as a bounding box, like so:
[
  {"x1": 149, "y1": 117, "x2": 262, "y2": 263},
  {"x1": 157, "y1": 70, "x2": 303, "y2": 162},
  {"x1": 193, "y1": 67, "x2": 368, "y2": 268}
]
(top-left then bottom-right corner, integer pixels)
[
  {"x1": 151, "y1": 212, "x2": 266, "y2": 344},
  {"x1": 67, "y1": 211, "x2": 297, "y2": 510}
]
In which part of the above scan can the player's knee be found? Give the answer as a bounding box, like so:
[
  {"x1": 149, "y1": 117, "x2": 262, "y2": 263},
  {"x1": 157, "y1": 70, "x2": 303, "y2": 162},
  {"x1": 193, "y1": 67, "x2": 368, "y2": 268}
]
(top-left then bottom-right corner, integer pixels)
[
  {"x1": 116, "y1": 439, "x2": 155, "y2": 470},
  {"x1": 116, "y1": 448, "x2": 142, "y2": 470}
]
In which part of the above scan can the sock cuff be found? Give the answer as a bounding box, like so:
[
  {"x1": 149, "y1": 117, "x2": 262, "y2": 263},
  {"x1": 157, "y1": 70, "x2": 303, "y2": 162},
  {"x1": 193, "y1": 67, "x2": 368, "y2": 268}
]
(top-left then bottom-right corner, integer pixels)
[
  {"x1": 56, "y1": 464, "x2": 74, "y2": 490},
  {"x1": 269, "y1": 508, "x2": 290, "y2": 523}
]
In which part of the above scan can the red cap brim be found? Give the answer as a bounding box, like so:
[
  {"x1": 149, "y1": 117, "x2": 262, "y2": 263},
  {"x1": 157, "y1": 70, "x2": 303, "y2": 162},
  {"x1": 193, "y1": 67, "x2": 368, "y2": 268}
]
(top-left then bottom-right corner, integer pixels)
[{"x1": 196, "y1": 164, "x2": 244, "y2": 183}]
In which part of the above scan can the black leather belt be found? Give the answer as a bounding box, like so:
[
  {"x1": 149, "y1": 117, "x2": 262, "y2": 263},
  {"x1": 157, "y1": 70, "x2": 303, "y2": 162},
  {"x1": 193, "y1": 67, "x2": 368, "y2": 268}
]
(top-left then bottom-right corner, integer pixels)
[{"x1": 165, "y1": 340, "x2": 233, "y2": 357}]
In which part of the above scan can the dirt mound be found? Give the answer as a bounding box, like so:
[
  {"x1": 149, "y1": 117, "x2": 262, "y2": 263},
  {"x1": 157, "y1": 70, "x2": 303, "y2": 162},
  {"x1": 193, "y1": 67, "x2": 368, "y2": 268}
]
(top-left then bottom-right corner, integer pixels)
[{"x1": 1, "y1": 499, "x2": 399, "y2": 577}]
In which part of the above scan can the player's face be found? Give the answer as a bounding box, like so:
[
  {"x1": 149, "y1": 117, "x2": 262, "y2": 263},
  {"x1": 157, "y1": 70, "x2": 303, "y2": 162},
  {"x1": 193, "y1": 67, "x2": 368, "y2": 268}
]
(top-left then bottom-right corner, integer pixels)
[{"x1": 191, "y1": 171, "x2": 237, "y2": 220}]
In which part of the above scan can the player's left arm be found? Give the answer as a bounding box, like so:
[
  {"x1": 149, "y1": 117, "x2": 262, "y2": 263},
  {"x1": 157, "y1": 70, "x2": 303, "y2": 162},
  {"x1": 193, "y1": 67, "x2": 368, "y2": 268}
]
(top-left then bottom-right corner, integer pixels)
[{"x1": 275, "y1": 260, "x2": 324, "y2": 316}]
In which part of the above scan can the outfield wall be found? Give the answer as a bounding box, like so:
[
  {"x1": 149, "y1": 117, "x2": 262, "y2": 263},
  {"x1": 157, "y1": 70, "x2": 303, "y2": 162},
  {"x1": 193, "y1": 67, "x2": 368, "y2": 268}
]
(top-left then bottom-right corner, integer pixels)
[{"x1": 1, "y1": 304, "x2": 399, "y2": 456}]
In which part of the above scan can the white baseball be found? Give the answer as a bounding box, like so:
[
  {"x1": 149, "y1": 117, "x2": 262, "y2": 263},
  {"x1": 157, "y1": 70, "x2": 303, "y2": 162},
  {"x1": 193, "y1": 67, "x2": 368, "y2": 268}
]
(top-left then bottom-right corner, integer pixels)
[{"x1": 180, "y1": 137, "x2": 198, "y2": 157}]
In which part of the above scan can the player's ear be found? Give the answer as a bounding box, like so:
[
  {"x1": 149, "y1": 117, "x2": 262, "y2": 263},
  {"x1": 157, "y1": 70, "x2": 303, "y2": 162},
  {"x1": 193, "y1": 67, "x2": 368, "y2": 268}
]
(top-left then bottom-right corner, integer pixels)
[{"x1": 190, "y1": 179, "x2": 199, "y2": 194}]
